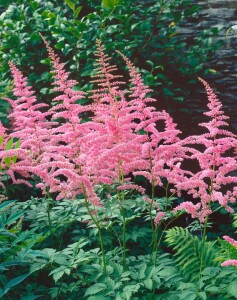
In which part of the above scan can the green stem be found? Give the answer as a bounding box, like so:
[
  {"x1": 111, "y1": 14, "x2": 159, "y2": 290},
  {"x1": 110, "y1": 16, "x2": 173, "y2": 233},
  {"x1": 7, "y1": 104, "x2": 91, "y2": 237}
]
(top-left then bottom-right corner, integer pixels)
[
  {"x1": 118, "y1": 162, "x2": 127, "y2": 269},
  {"x1": 150, "y1": 180, "x2": 158, "y2": 265},
  {"x1": 152, "y1": 226, "x2": 159, "y2": 265},
  {"x1": 149, "y1": 180, "x2": 155, "y2": 245},
  {"x1": 199, "y1": 215, "x2": 208, "y2": 282},
  {"x1": 121, "y1": 203, "x2": 127, "y2": 269},
  {"x1": 83, "y1": 190, "x2": 106, "y2": 273},
  {"x1": 164, "y1": 183, "x2": 169, "y2": 211},
  {"x1": 46, "y1": 198, "x2": 53, "y2": 236}
]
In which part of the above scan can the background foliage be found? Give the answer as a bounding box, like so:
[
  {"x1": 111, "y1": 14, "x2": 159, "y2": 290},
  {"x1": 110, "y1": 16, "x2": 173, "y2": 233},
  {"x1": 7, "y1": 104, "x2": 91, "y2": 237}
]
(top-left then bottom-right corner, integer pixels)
[{"x1": 0, "y1": 0, "x2": 222, "y2": 125}]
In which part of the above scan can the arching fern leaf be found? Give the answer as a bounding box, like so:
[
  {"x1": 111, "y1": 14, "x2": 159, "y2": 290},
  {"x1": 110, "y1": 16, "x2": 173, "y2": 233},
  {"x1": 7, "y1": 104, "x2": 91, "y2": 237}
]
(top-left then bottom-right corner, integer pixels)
[{"x1": 165, "y1": 227, "x2": 220, "y2": 282}]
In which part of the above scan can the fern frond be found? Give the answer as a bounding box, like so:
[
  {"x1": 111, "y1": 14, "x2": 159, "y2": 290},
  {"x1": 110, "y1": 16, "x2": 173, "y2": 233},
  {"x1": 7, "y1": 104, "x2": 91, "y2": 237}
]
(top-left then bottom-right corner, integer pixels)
[
  {"x1": 217, "y1": 238, "x2": 237, "y2": 262},
  {"x1": 233, "y1": 213, "x2": 237, "y2": 229},
  {"x1": 165, "y1": 227, "x2": 220, "y2": 281}
]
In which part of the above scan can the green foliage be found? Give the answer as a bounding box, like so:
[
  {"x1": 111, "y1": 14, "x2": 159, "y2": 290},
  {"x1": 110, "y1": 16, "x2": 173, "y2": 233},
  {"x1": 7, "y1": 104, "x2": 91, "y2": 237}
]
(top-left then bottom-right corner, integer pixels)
[
  {"x1": 0, "y1": 190, "x2": 236, "y2": 299},
  {"x1": 0, "y1": 0, "x2": 222, "y2": 124},
  {"x1": 165, "y1": 227, "x2": 220, "y2": 281}
]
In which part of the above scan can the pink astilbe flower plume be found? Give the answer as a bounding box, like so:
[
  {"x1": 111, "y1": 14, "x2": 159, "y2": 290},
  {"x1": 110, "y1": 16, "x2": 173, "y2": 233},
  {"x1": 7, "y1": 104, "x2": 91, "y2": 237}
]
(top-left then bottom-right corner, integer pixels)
[
  {"x1": 118, "y1": 51, "x2": 187, "y2": 201},
  {"x1": 41, "y1": 36, "x2": 101, "y2": 205},
  {"x1": 7, "y1": 62, "x2": 53, "y2": 155},
  {"x1": 221, "y1": 260, "x2": 237, "y2": 267},
  {"x1": 91, "y1": 39, "x2": 125, "y2": 101},
  {"x1": 5, "y1": 62, "x2": 58, "y2": 186},
  {"x1": 88, "y1": 41, "x2": 148, "y2": 185},
  {"x1": 174, "y1": 78, "x2": 237, "y2": 222}
]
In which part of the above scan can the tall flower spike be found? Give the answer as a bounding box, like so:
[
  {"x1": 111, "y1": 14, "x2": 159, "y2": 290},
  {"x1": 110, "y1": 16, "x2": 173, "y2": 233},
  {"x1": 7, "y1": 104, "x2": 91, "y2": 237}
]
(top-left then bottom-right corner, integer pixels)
[
  {"x1": 119, "y1": 51, "x2": 186, "y2": 193},
  {"x1": 89, "y1": 42, "x2": 151, "y2": 185},
  {"x1": 174, "y1": 78, "x2": 237, "y2": 221},
  {"x1": 6, "y1": 63, "x2": 55, "y2": 181},
  {"x1": 91, "y1": 39, "x2": 125, "y2": 102},
  {"x1": 41, "y1": 36, "x2": 101, "y2": 205}
]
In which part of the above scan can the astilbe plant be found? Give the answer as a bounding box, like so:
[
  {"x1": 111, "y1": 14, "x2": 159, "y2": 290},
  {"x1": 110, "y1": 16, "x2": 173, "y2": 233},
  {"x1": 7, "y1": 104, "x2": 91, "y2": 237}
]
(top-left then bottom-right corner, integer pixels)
[
  {"x1": 118, "y1": 51, "x2": 191, "y2": 266},
  {"x1": 174, "y1": 78, "x2": 237, "y2": 221},
  {"x1": 41, "y1": 36, "x2": 101, "y2": 205},
  {"x1": 88, "y1": 41, "x2": 188, "y2": 267},
  {"x1": 5, "y1": 62, "x2": 61, "y2": 188},
  {"x1": 89, "y1": 40, "x2": 146, "y2": 187},
  {"x1": 3, "y1": 40, "x2": 237, "y2": 284},
  {"x1": 120, "y1": 51, "x2": 188, "y2": 201},
  {"x1": 173, "y1": 78, "x2": 237, "y2": 279}
]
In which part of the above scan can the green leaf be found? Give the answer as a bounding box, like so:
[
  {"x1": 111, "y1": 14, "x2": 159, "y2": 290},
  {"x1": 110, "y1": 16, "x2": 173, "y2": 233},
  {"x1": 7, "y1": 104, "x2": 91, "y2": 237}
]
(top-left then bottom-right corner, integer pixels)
[
  {"x1": 42, "y1": 248, "x2": 57, "y2": 258},
  {"x1": 102, "y1": 0, "x2": 119, "y2": 10},
  {"x1": 4, "y1": 157, "x2": 11, "y2": 168},
  {"x1": 179, "y1": 291, "x2": 197, "y2": 300},
  {"x1": 53, "y1": 253, "x2": 70, "y2": 265},
  {"x1": 197, "y1": 292, "x2": 207, "y2": 300},
  {"x1": 74, "y1": 6, "x2": 82, "y2": 18},
  {"x1": 1, "y1": 211, "x2": 7, "y2": 225},
  {"x1": 0, "y1": 288, "x2": 9, "y2": 298},
  {"x1": 84, "y1": 283, "x2": 107, "y2": 297},
  {"x1": 0, "y1": 135, "x2": 4, "y2": 146},
  {"x1": 49, "y1": 266, "x2": 67, "y2": 282},
  {"x1": 6, "y1": 272, "x2": 31, "y2": 289},
  {"x1": 6, "y1": 211, "x2": 24, "y2": 225},
  {"x1": 4, "y1": 137, "x2": 14, "y2": 150},
  {"x1": 0, "y1": 200, "x2": 15, "y2": 210},
  {"x1": 65, "y1": 0, "x2": 75, "y2": 11},
  {"x1": 143, "y1": 279, "x2": 153, "y2": 290},
  {"x1": 14, "y1": 139, "x2": 20, "y2": 149},
  {"x1": 12, "y1": 155, "x2": 18, "y2": 163},
  {"x1": 228, "y1": 282, "x2": 237, "y2": 299},
  {"x1": 123, "y1": 284, "x2": 140, "y2": 293}
]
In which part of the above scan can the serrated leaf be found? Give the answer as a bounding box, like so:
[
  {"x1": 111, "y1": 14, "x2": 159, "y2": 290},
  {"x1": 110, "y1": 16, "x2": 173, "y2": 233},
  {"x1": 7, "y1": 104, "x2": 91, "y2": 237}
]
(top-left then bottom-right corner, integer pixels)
[
  {"x1": 143, "y1": 278, "x2": 153, "y2": 290},
  {"x1": 53, "y1": 253, "x2": 70, "y2": 265},
  {"x1": 65, "y1": 0, "x2": 75, "y2": 11},
  {"x1": 42, "y1": 248, "x2": 57, "y2": 258},
  {"x1": 228, "y1": 282, "x2": 237, "y2": 298},
  {"x1": 84, "y1": 283, "x2": 107, "y2": 297},
  {"x1": 49, "y1": 266, "x2": 68, "y2": 282},
  {"x1": 52, "y1": 271, "x2": 64, "y2": 282},
  {"x1": 205, "y1": 286, "x2": 219, "y2": 293},
  {"x1": 197, "y1": 292, "x2": 207, "y2": 300},
  {"x1": 157, "y1": 267, "x2": 176, "y2": 277},
  {"x1": 178, "y1": 283, "x2": 197, "y2": 290},
  {"x1": 179, "y1": 291, "x2": 197, "y2": 300},
  {"x1": 123, "y1": 284, "x2": 140, "y2": 293}
]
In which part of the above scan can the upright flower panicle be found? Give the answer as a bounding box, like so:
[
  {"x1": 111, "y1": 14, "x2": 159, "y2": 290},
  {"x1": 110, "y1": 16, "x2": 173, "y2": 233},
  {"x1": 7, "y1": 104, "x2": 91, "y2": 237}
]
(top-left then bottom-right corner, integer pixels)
[
  {"x1": 89, "y1": 41, "x2": 148, "y2": 185},
  {"x1": 174, "y1": 78, "x2": 237, "y2": 221},
  {"x1": 119, "y1": 51, "x2": 187, "y2": 202},
  {"x1": 41, "y1": 36, "x2": 101, "y2": 205},
  {"x1": 5, "y1": 62, "x2": 57, "y2": 186}
]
